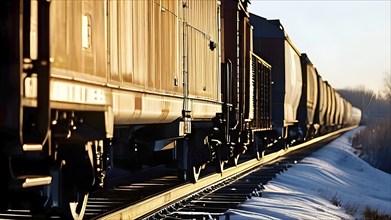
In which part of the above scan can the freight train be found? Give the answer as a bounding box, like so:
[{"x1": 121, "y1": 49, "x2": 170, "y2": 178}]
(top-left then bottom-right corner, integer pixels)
[{"x1": 0, "y1": 0, "x2": 361, "y2": 219}]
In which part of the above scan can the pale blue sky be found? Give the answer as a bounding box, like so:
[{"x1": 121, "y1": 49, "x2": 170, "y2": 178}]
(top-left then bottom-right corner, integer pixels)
[{"x1": 249, "y1": 1, "x2": 390, "y2": 93}]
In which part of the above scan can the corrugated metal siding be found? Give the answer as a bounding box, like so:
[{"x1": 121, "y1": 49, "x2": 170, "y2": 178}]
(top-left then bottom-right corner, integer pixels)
[
  {"x1": 49, "y1": 0, "x2": 221, "y2": 125},
  {"x1": 51, "y1": 0, "x2": 219, "y2": 100},
  {"x1": 186, "y1": 0, "x2": 219, "y2": 100},
  {"x1": 109, "y1": 1, "x2": 182, "y2": 93},
  {"x1": 50, "y1": 0, "x2": 107, "y2": 81}
]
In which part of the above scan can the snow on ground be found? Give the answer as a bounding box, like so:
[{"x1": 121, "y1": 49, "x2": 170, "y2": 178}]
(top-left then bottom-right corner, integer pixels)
[{"x1": 227, "y1": 129, "x2": 391, "y2": 219}]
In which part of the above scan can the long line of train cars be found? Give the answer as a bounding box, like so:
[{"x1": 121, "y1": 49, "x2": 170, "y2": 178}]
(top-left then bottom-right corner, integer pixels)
[{"x1": 0, "y1": 0, "x2": 361, "y2": 219}]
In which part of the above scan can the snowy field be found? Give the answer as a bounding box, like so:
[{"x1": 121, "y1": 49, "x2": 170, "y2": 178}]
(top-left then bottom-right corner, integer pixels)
[{"x1": 227, "y1": 129, "x2": 391, "y2": 219}]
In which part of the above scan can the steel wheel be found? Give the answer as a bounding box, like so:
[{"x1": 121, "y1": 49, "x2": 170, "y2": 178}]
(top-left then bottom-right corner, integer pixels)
[
  {"x1": 256, "y1": 150, "x2": 265, "y2": 161},
  {"x1": 192, "y1": 165, "x2": 202, "y2": 183},
  {"x1": 218, "y1": 160, "x2": 225, "y2": 173},
  {"x1": 58, "y1": 143, "x2": 94, "y2": 219},
  {"x1": 68, "y1": 192, "x2": 88, "y2": 220},
  {"x1": 233, "y1": 154, "x2": 240, "y2": 166}
]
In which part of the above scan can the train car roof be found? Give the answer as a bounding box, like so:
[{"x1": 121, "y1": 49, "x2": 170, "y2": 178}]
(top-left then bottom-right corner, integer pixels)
[
  {"x1": 250, "y1": 13, "x2": 301, "y2": 56},
  {"x1": 301, "y1": 53, "x2": 314, "y2": 66}
]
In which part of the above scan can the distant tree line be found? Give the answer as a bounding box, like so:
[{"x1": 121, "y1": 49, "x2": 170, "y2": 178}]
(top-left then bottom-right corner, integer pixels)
[
  {"x1": 338, "y1": 80, "x2": 390, "y2": 125},
  {"x1": 344, "y1": 74, "x2": 391, "y2": 173}
]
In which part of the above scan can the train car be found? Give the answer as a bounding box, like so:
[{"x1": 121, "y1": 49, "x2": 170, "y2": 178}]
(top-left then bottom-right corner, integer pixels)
[
  {"x1": 334, "y1": 92, "x2": 342, "y2": 129},
  {"x1": 298, "y1": 54, "x2": 319, "y2": 140},
  {"x1": 317, "y1": 76, "x2": 328, "y2": 135},
  {"x1": 335, "y1": 93, "x2": 345, "y2": 129},
  {"x1": 220, "y1": 0, "x2": 253, "y2": 163},
  {"x1": 350, "y1": 107, "x2": 362, "y2": 126},
  {"x1": 250, "y1": 14, "x2": 303, "y2": 148},
  {"x1": 343, "y1": 99, "x2": 353, "y2": 127},
  {"x1": 0, "y1": 0, "x2": 360, "y2": 218},
  {"x1": 324, "y1": 82, "x2": 336, "y2": 133},
  {"x1": 1, "y1": 0, "x2": 224, "y2": 218}
]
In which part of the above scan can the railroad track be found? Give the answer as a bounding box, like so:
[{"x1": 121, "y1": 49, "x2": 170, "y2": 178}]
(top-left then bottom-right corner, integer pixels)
[
  {"x1": 141, "y1": 138, "x2": 329, "y2": 219},
  {"x1": 0, "y1": 126, "x2": 355, "y2": 220},
  {"x1": 98, "y1": 126, "x2": 356, "y2": 220}
]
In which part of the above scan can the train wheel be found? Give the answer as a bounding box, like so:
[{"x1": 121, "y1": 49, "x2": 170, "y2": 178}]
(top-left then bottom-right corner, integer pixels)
[
  {"x1": 58, "y1": 143, "x2": 94, "y2": 219},
  {"x1": 216, "y1": 160, "x2": 225, "y2": 173},
  {"x1": 67, "y1": 190, "x2": 89, "y2": 220},
  {"x1": 256, "y1": 150, "x2": 265, "y2": 161},
  {"x1": 191, "y1": 165, "x2": 202, "y2": 183},
  {"x1": 233, "y1": 154, "x2": 240, "y2": 166}
]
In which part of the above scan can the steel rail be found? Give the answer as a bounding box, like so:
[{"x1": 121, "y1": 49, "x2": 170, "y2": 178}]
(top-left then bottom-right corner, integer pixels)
[{"x1": 99, "y1": 126, "x2": 357, "y2": 220}]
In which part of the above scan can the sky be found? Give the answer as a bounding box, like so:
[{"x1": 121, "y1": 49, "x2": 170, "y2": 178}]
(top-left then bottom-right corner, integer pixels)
[
  {"x1": 228, "y1": 128, "x2": 391, "y2": 219},
  {"x1": 248, "y1": 1, "x2": 391, "y2": 93}
]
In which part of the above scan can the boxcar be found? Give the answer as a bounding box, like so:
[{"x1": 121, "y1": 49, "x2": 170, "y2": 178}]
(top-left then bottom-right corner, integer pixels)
[{"x1": 1, "y1": 0, "x2": 223, "y2": 218}]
